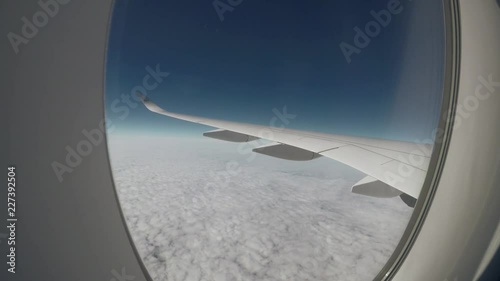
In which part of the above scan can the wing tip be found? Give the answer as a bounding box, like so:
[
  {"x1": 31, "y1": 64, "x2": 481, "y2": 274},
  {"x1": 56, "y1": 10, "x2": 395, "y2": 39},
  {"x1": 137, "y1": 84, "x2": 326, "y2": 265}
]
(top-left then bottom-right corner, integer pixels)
[
  {"x1": 135, "y1": 91, "x2": 149, "y2": 103},
  {"x1": 135, "y1": 92, "x2": 164, "y2": 114}
]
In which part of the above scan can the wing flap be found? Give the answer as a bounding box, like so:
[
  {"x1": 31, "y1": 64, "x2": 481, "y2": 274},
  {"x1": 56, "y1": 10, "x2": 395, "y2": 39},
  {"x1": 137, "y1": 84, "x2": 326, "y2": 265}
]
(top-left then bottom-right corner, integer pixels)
[
  {"x1": 352, "y1": 176, "x2": 403, "y2": 198},
  {"x1": 203, "y1": 129, "x2": 259, "y2": 142},
  {"x1": 321, "y1": 147, "x2": 424, "y2": 198},
  {"x1": 253, "y1": 142, "x2": 321, "y2": 161}
]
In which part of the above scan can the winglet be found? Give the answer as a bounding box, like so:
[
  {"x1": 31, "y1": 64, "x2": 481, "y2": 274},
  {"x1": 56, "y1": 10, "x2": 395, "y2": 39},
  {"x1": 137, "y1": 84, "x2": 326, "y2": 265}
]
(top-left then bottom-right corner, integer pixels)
[
  {"x1": 135, "y1": 91, "x2": 149, "y2": 103},
  {"x1": 135, "y1": 92, "x2": 165, "y2": 114}
]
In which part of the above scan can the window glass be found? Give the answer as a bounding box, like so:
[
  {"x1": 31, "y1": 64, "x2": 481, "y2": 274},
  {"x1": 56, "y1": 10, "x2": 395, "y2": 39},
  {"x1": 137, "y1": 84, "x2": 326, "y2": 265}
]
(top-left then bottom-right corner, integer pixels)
[{"x1": 106, "y1": 1, "x2": 445, "y2": 280}]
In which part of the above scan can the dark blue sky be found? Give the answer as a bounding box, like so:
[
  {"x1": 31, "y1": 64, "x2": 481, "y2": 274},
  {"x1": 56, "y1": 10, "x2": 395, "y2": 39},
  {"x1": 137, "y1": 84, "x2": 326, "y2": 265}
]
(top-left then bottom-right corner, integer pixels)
[{"x1": 106, "y1": 0, "x2": 444, "y2": 141}]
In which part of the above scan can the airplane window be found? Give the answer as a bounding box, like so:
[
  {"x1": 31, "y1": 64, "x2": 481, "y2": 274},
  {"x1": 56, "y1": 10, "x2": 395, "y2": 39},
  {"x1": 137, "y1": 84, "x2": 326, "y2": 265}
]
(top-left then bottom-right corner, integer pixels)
[{"x1": 105, "y1": 0, "x2": 445, "y2": 280}]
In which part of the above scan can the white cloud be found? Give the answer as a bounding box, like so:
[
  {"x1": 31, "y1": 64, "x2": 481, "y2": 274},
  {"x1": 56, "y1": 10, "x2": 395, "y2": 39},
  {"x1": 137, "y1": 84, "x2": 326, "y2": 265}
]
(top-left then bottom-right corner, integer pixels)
[{"x1": 108, "y1": 135, "x2": 413, "y2": 281}]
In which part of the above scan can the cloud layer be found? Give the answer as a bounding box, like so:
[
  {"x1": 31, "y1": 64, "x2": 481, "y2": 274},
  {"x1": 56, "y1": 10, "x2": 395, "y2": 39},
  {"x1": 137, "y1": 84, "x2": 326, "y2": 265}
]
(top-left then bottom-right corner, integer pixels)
[{"x1": 109, "y1": 135, "x2": 413, "y2": 281}]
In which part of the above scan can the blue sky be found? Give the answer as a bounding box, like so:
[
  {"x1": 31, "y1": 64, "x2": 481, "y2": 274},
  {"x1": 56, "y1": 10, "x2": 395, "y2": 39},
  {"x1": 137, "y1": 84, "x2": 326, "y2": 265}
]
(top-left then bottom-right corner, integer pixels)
[{"x1": 105, "y1": 0, "x2": 444, "y2": 141}]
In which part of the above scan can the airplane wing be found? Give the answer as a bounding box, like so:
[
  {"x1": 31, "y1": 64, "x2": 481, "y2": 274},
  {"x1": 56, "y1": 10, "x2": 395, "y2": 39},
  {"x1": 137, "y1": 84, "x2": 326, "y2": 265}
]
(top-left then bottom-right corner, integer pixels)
[{"x1": 137, "y1": 93, "x2": 432, "y2": 207}]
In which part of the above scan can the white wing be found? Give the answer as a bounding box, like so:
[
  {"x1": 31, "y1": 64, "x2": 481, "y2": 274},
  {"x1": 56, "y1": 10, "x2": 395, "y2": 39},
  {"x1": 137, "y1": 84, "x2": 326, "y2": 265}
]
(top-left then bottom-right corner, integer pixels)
[{"x1": 137, "y1": 93, "x2": 432, "y2": 207}]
